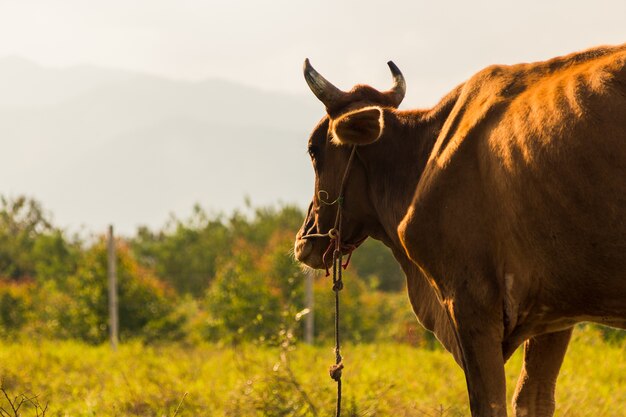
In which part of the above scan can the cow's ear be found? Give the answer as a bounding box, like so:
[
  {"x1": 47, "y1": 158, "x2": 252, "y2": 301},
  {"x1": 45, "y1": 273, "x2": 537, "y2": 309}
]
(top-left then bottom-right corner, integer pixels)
[{"x1": 331, "y1": 106, "x2": 384, "y2": 145}]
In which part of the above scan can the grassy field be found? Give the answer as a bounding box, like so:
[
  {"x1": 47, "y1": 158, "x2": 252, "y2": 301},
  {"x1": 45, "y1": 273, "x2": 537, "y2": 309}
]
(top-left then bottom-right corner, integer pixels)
[{"x1": 0, "y1": 326, "x2": 624, "y2": 417}]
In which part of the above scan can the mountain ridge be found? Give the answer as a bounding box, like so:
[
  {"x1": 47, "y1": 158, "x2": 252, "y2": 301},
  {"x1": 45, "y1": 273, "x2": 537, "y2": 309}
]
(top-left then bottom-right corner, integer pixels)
[{"x1": 0, "y1": 56, "x2": 320, "y2": 234}]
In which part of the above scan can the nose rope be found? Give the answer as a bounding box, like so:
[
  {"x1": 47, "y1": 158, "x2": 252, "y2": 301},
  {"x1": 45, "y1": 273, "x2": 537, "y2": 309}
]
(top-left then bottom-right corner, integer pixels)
[
  {"x1": 301, "y1": 146, "x2": 359, "y2": 275},
  {"x1": 328, "y1": 245, "x2": 344, "y2": 417},
  {"x1": 322, "y1": 239, "x2": 358, "y2": 277},
  {"x1": 300, "y1": 145, "x2": 358, "y2": 417},
  {"x1": 301, "y1": 145, "x2": 357, "y2": 245},
  {"x1": 329, "y1": 205, "x2": 344, "y2": 417}
]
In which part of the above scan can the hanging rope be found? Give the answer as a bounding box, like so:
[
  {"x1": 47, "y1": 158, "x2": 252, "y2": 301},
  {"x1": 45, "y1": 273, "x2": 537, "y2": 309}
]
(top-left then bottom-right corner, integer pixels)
[
  {"x1": 300, "y1": 146, "x2": 358, "y2": 417},
  {"x1": 329, "y1": 243, "x2": 344, "y2": 417}
]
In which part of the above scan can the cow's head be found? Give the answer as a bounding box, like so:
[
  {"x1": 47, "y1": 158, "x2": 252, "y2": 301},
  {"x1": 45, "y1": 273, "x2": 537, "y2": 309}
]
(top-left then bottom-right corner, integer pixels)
[{"x1": 294, "y1": 59, "x2": 406, "y2": 269}]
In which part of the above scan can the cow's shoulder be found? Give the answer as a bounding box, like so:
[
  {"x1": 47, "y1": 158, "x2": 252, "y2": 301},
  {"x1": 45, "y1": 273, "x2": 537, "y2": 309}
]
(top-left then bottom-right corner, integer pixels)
[
  {"x1": 398, "y1": 44, "x2": 626, "y2": 308},
  {"x1": 399, "y1": 46, "x2": 626, "y2": 299}
]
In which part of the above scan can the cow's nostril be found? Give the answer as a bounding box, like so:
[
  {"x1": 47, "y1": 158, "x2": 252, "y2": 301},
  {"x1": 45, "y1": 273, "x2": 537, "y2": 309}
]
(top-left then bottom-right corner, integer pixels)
[
  {"x1": 303, "y1": 202, "x2": 317, "y2": 235},
  {"x1": 305, "y1": 215, "x2": 316, "y2": 235}
]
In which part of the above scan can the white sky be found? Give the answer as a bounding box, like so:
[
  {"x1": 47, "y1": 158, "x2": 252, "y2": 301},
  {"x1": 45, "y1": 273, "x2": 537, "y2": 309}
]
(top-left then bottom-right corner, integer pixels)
[
  {"x1": 0, "y1": 0, "x2": 625, "y2": 233},
  {"x1": 2, "y1": 0, "x2": 625, "y2": 106}
]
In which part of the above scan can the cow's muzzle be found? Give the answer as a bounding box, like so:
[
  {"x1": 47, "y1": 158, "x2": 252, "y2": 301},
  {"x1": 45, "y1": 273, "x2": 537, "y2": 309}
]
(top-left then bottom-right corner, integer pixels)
[{"x1": 294, "y1": 202, "x2": 327, "y2": 269}]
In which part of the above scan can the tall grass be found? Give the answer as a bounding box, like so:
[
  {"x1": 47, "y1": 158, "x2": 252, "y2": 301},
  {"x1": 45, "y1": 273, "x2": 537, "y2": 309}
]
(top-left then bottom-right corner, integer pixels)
[{"x1": 0, "y1": 326, "x2": 623, "y2": 416}]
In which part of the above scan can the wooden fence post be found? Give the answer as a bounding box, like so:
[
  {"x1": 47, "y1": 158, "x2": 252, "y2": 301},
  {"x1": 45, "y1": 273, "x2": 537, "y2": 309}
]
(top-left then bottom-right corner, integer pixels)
[{"x1": 304, "y1": 270, "x2": 314, "y2": 344}]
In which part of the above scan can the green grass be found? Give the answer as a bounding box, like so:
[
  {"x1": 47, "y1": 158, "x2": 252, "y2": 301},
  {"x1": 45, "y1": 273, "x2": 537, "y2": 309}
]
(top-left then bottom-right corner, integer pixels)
[{"x1": 0, "y1": 327, "x2": 624, "y2": 416}]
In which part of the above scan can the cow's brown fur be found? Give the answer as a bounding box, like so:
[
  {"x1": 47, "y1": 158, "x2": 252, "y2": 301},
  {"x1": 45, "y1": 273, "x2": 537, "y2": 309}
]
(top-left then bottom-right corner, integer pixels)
[{"x1": 295, "y1": 44, "x2": 626, "y2": 417}]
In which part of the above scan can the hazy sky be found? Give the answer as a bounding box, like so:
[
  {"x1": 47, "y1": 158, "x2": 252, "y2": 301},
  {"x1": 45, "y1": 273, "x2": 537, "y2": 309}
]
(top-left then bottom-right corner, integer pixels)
[
  {"x1": 1, "y1": 1, "x2": 625, "y2": 233},
  {"x1": 2, "y1": 0, "x2": 626, "y2": 106}
]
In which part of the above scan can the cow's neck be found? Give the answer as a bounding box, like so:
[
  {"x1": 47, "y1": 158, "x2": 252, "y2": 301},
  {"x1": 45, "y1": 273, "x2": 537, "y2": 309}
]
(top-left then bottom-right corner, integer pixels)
[
  {"x1": 358, "y1": 85, "x2": 464, "y2": 359},
  {"x1": 362, "y1": 84, "x2": 463, "y2": 248}
]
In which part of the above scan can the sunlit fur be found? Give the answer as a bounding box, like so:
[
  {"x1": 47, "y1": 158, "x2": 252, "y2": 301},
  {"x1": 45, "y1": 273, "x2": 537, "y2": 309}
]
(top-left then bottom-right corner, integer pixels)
[{"x1": 295, "y1": 44, "x2": 626, "y2": 417}]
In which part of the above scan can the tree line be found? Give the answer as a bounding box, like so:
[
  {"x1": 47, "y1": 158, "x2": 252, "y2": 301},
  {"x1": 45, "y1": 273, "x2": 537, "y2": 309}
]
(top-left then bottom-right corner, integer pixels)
[{"x1": 0, "y1": 195, "x2": 437, "y2": 346}]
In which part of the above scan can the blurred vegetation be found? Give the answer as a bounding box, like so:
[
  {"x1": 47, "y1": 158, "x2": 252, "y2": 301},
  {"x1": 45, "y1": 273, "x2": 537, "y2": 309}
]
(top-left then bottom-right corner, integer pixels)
[
  {"x1": 0, "y1": 326, "x2": 625, "y2": 417},
  {"x1": 0, "y1": 195, "x2": 622, "y2": 347},
  {"x1": 0, "y1": 195, "x2": 624, "y2": 416},
  {"x1": 0, "y1": 194, "x2": 429, "y2": 346}
]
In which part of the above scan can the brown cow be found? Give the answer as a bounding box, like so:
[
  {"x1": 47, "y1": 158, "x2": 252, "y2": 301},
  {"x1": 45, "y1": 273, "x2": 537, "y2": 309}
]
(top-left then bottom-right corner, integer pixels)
[{"x1": 294, "y1": 44, "x2": 626, "y2": 417}]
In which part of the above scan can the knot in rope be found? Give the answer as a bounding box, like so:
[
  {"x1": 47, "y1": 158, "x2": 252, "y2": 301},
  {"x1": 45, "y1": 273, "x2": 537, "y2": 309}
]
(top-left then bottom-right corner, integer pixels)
[{"x1": 329, "y1": 361, "x2": 344, "y2": 382}]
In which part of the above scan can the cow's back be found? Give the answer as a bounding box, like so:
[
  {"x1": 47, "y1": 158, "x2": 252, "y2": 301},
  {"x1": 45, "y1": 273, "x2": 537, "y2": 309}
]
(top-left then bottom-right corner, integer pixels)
[
  {"x1": 483, "y1": 45, "x2": 626, "y2": 317},
  {"x1": 407, "y1": 44, "x2": 626, "y2": 325}
]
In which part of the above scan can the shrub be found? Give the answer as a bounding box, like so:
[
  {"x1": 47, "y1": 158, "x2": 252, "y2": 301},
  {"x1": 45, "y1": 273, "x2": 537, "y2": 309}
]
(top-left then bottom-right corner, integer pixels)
[
  {"x1": 45, "y1": 239, "x2": 178, "y2": 343},
  {"x1": 0, "y1": 280, "x2": 33, "y2": 335},
  {"x1": 312, "y1": 273, "x2": 396, "y2": 343},
  {"x1": 205, "y1": 230, "x2": 306, "y2": 344},
  {"x1": 206, "y1": 252, "x2": 283, "y2": 344}
]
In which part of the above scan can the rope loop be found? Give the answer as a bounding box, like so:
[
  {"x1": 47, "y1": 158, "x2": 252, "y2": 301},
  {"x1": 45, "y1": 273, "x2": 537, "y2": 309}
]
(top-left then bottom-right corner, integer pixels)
[{"x1": 318, "y1": 190, "x2": 342, "y2": 206}]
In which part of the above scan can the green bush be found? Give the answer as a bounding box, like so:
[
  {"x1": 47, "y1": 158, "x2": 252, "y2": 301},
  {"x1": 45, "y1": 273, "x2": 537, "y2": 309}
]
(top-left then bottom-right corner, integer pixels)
[
  {"x1": 350, "y1": 239, "x2": 405, "y2": 292},
  {"x1": 0, "y1": 196, "x2": 58, "y2": 280},
  {"x1": 0, "y1": 281, "x2": 33, "y2": 335},
  {"x1": 132, "y1": 208, "x2": 232, "y2": 297},
  {"x1": 131, "y1": 203, "x2": 305, "y2": 298},
  {"x1": 31, "y1": 230, "x2": 80, "y2": 285},
  {"x1": 39, "y1": 239, "x2": 179, "y2": 343},
  {"x1": 206, "y1": 252, "x2": 283, "y2": 344},
  {"x1": 312, "y1": 273, "x2": 393, "y2": 343},
  {"x1": 205, "y1": 230, "x2": 306, "y2": 344}
]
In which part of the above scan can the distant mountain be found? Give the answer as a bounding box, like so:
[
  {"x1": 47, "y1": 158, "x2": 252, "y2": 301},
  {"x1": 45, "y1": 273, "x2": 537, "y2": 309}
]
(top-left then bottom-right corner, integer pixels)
[
  {"x1": 0, "y1": 57, "x2": 322, "y2": 234},
  {"x1": 0, "y1": 56, "x2": 136, "y2": 107}
]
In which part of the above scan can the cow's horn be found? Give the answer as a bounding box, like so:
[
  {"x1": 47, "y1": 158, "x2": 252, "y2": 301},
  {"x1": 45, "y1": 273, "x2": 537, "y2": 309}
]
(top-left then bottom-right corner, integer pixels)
[
  {"x1": 303, "y1": 59, "x2": 346, "y2": 108},
  {"x1": 386, "y1": 61, "x2": 406, "y2": 107}
]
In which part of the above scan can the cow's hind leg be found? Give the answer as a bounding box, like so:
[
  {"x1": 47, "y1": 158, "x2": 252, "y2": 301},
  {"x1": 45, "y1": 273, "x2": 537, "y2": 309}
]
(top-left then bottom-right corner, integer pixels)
[{"x1": 512, "y1": 328, "x2": 572, "y2": 417}]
